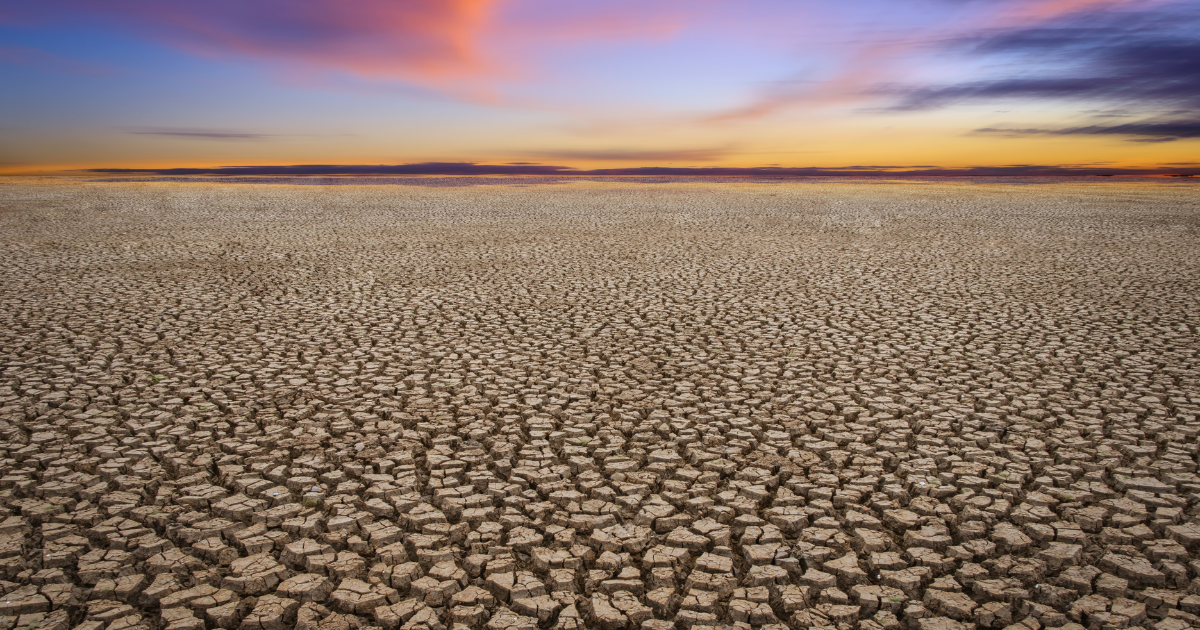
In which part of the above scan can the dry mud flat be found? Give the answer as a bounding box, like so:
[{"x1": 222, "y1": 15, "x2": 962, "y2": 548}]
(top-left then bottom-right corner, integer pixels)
[{"x1": 0, "y1": 177, "x2": 1198, "y2": 630}]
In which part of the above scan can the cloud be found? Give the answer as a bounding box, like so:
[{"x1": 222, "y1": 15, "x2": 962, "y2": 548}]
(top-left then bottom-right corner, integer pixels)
[
  {"x1": 127, "y1": 128, "x2": 275, "y2": 140},
  {"x1": 527, "y1": 146, "x2": 733, "y2": 162},
  {"x1": 2, "y1": 0, "x2": 714, "y2": 102},
  {"x1": 497, "y1": 0, "x2": 708, "y2": 44},
  {"x1": 704, "y1": 0, "x2": 1194, "y2": 122},
  {"x1": 887, "y1": 4, "x2": 1200, "y2": 111},
  {"x1": 84, "y1": 161, "x2": 1200, "y2": 177},
  {"x1": 987, "y1": 0, "x2": 1158, "y2": 26},
  {"x1": 5, "y1": 0, "x2": 501, "y2": 86},
  {"x1": 974, "y1": 119, "x2": 1200, "y2": 141}
]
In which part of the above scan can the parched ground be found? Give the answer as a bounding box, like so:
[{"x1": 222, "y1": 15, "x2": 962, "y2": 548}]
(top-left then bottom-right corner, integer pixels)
[{"x1": 0, "y1": 177, "x2": 1198, "y2": 630}]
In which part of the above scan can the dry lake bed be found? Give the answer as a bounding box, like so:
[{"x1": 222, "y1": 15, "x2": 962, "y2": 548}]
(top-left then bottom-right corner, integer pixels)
[{"x1": 0, "y1": 177, "x2": 1198, "y2": 630}]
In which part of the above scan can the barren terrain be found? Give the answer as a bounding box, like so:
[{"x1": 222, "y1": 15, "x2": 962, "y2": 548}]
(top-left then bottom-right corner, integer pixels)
[{"x1": 1, "y1": 177, "x2": 1199, "y2": 630}]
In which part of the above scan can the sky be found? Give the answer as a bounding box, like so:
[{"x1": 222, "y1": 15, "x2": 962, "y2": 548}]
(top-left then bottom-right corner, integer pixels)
[{"x1": 1, "y1": 0, "x2": 1198, "y2": 175}]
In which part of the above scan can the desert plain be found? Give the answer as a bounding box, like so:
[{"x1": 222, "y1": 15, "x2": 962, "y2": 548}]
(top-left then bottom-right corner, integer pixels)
[{"x1": 0, "y1": 177, "x2": 1198, "y2": 630}]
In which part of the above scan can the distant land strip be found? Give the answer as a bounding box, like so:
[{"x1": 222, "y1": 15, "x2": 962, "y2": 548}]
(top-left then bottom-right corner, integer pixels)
[{"x1": 84, "y1": 162, "x2": 1200, "y2": 178}]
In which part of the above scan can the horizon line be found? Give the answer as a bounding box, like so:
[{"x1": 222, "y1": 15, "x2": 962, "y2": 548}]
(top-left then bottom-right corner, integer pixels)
[{"x1": 49, "y1": 161, "x2": 1200, "y2": 178}]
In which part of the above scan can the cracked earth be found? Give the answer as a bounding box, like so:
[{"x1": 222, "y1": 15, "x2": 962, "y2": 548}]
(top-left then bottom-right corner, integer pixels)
[{"x1": 0, "y1": 177, "x2": 1198, "y2": 630}]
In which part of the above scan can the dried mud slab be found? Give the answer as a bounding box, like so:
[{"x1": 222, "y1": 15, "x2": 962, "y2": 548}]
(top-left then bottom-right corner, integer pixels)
[{"x1": 0, "y1": 177, "x2": 1198, "y2": 630}]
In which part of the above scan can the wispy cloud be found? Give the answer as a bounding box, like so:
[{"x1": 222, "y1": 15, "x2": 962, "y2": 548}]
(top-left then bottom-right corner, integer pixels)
[
  {"x1": 127, "y1": 127, "x2": 276, "y2": 140},
  {"x1": 985, "y1": 0, "x2": 1159, "y2": 26},
  {"x1": 974, "y1": 119, "x2": 1200, "y2": 142},
  {"x1": 527, "y1": 146, "x2": 733, "y2": 162},
  {"x1": 704, "y1": 0, "x2": 1194, "y2": 122},
  {"x1": 886, "y1": 4, "x2": 1200, "y2": 112}
]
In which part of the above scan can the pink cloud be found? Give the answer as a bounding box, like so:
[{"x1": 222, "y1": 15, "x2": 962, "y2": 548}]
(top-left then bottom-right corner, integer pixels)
[
  {"x1": 494, "y1": 0, "x2": 710, "y2": 43},
  {"x1": 163, "y1": 0, "x2": 497, "y2": 83},
  {"x1": 3, "y1": 0, "x2": 714, "y2": 96},
  {"x1": 995, "y1": 0, "x2": 1150, "y2": 24}
]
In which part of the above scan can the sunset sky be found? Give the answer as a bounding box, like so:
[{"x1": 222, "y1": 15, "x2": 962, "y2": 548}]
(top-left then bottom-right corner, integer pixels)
[{"x1": 1, "y1": 0, "x2": 1197, "y2": 175}]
